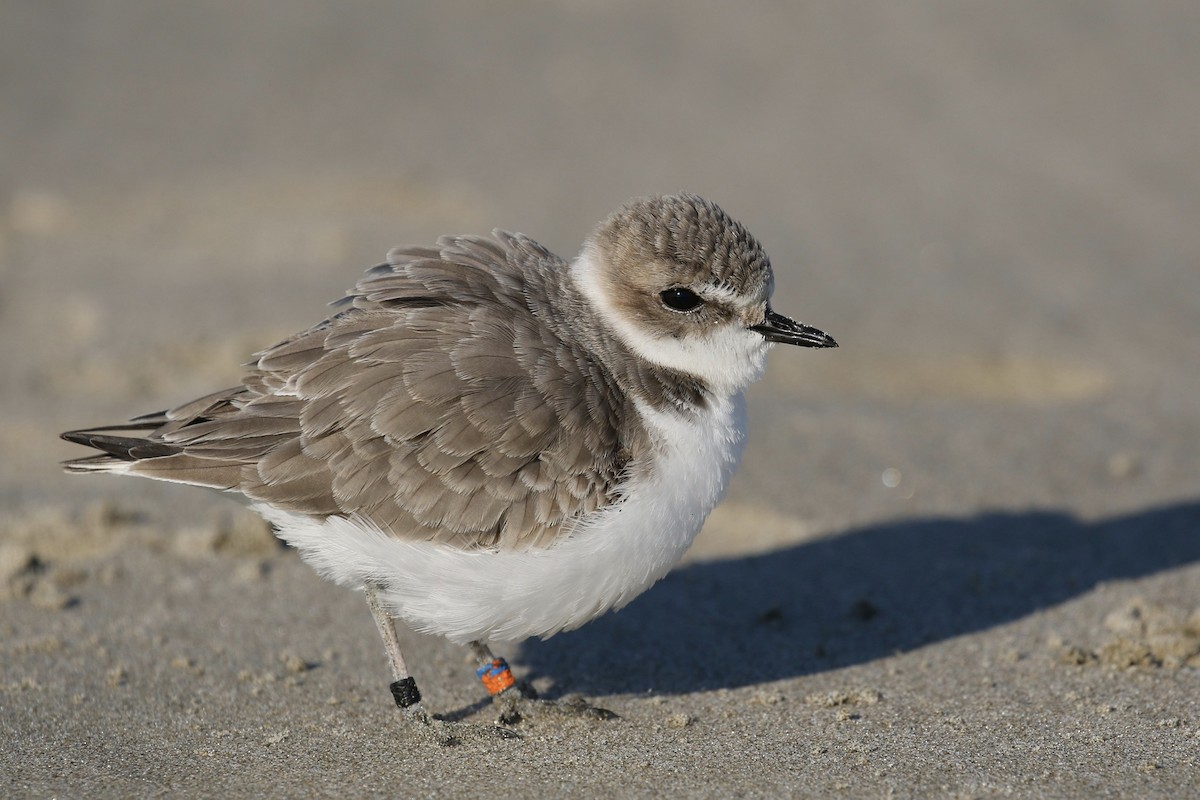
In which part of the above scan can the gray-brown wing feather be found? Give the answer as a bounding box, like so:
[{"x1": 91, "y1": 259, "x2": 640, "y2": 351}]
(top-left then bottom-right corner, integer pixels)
[{"x1": 67, "y1": 233, "x2": 637, "y2": 551}]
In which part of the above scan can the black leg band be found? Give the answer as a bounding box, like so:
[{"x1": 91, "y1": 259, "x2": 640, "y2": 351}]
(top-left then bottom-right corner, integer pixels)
[{"x1": 390, "y1": 677, "x2": 421, "y2": 709}]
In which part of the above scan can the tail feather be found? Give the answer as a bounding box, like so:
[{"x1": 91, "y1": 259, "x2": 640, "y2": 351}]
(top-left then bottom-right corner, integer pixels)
[
  {"x1": 62, "y1": 385, "x2": 254, "y2": 489},
  {"x1": 61, "y1": 454, "x2": 131, "y2": 474},
  {"x1": 60, "y1": 429, "x2": 178, "y2": 461},
  {"x1": 61, "y1": 423, "x2": 243, "y2": 490}
]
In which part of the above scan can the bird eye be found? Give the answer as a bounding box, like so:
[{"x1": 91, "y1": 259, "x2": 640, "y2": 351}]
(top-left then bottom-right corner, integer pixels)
[{"x1": 659, "y1": 287, "x2": 704, "y2": 312}]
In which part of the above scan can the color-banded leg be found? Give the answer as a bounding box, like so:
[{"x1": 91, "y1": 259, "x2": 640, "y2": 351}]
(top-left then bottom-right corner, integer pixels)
[
  {"x1": 469, "y1": 641, "x2": 518, "y2": 696},
  {"x1": 362, "y1": 591, "x2": 521, "y2": 743},
  {"x1": 365, "y1": 584, "x2": 421, "y2": 710},
  {"x1": 469, "y1": 641, "x2": 616, "y2": 727}
]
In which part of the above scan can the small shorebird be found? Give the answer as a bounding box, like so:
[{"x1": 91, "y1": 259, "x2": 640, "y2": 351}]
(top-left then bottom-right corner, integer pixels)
[{"x1": 62, "y1": 193, "x2": 836, "y2": 725}]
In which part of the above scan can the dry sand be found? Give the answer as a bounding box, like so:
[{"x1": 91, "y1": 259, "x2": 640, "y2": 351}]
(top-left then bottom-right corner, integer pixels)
[{"x1": 2, "y1": 2, "x2": 1198, "y2": 797}]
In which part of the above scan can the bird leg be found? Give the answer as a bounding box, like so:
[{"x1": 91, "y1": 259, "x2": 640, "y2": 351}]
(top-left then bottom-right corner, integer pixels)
[
  {"x1": 468, "y1": 641, "x2": 617, "y2": 726},
  {"x1": 468, "y1": 641, "x2": 524, "y2": 697},
  {"x1": 361, "y1": 596, "x2": 614, "y2": 731},
  {"x1": 365, "y1": 584, "x2": 422, "y2": 710},
  {"x1": 364, "y1": 588, "x2": 525, "y2": 743}
]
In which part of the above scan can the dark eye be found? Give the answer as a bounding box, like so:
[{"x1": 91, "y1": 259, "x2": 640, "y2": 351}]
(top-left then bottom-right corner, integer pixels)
[{"x1": 659, "y1": 287, "x2": 704, "y2": 312}]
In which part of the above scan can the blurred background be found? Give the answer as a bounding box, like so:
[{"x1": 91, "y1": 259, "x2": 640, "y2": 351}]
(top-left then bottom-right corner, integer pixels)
[
  {"x1": 3, "y1": 1, "x2": 1196, "y2": 532},
  {"x1": 3, "y1": 3, "x2": 1199, "y2": 795}
]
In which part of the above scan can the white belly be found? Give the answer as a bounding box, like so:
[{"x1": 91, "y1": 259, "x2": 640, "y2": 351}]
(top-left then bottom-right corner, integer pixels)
[{"x1": 257, "y1": 393, "x2": 748, "y2": 644}]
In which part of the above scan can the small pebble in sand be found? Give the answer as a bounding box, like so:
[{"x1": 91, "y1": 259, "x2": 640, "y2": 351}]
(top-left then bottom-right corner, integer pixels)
[
  {"x1": 281, "y1": 652, "x2": 309, "y2": 674},
  {"x1": 106, "y1": 665, "x2": 128, "y2": 688}
]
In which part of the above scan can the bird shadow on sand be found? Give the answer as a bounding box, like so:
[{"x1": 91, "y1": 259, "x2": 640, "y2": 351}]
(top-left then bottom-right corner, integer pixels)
[{"x1": 516, "y1": 500, "x2": 1200, "y2": 698}]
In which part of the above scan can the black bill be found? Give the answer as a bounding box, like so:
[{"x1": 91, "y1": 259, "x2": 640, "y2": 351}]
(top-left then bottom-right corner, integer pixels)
[{"x1": 750, "y1": 310, "x2": 838, "y2": 348}]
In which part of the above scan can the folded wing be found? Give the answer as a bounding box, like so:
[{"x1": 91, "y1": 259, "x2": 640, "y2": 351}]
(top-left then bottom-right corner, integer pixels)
[{"x1": 62, "y1": 233, "x2": 635, "y2": 551}]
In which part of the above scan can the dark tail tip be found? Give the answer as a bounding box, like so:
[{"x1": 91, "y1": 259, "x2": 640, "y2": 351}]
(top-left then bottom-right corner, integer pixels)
[{"x1": 60, "y1": 429, "x2": 176, "y2": 461}]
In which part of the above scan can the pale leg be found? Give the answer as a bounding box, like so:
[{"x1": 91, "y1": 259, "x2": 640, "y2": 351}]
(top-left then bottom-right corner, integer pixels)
[{"x1": 365, "y1": 583, "x2": 422, "y2": 709}]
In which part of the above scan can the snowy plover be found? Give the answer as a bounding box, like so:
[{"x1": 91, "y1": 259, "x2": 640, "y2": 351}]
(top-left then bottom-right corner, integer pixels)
[{"x1": 62, "y1": 194, "x2": 836, "y2": 721}]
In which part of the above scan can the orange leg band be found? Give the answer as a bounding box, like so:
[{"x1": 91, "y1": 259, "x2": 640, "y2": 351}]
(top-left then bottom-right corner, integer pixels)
[{"x1": 476, "y1": 657, "x2": 517, "y2": 695}]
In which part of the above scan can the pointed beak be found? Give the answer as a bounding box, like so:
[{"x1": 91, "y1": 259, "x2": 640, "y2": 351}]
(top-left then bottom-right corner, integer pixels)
[{"x1": 750, "y1": 310, "x2": 838, "y2": 348}]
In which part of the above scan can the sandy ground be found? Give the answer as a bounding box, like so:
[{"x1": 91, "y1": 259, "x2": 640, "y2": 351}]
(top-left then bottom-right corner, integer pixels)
[{"x1": 2, "y1": 2, "x2": 1199, "y2": 797}]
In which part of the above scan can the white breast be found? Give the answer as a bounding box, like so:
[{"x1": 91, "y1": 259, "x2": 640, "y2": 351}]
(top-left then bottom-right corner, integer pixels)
[{"x1": 257, "y1": 393, "x2": 748, "y2": 644}]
